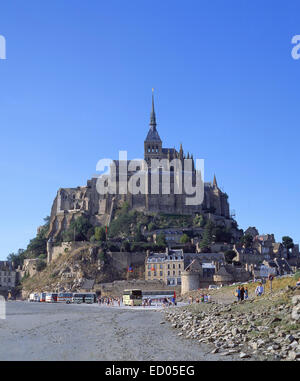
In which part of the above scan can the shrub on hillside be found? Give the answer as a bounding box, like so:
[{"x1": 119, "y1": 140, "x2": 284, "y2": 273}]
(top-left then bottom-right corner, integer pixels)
[{"x1": 36, "y1": 259, "x2": 47, "y2": 272}]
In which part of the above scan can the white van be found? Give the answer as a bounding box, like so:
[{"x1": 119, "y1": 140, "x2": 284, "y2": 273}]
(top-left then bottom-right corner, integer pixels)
[{"x1": 29, "y1": 293, "x2": 40, "y2": 302}]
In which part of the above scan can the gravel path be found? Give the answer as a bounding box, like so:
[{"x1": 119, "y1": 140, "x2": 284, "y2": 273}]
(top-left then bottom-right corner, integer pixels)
[{"x1": 0, "y1": 301, "x2": 238, "y2": 361}]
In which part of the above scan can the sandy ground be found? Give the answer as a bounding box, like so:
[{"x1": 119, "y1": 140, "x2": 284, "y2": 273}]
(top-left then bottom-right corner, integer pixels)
[{"x1": 0, "y1": 301, "x2": 238, "y2": 361}]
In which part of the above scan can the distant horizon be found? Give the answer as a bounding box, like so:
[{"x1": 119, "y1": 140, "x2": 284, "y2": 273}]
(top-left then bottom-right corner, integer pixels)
[{"x1": 1, "y1": 1, "x2": 300, "y2": 259}]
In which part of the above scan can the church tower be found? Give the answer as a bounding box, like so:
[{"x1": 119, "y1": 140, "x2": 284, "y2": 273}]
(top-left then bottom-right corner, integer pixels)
[{"x1": 144, "y1": 90, "x2": 163, "y2": 164}]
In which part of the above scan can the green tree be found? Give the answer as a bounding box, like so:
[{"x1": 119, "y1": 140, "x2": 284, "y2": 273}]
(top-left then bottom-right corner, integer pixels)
[
  {"x1": 148, "y1": 222, "x2": 157, "y2": 231},
  {"x1": 199, "y1": 220, "x2": 215, "y2": 250},
  {"x1": 213, "y1": 226, "x2": 233, "y2": 243},
  {"x1": 121, "y1": 240, "x2": 131, "y2": 252},
  {"x1": 180, "y1": 234, "x2": 190, "y2": 244},
  {"x1": 193, "y1": 214, "x2": 205, "y2": 227},
  {"x1": 282, "y1": 236, "x2": 294, "y2": 260},
  {"x1": 156, "y1": 233, "x2": 166, "y2": 247},
  {"x1": 108, "y1": 202, "x2": 135, "y2": 238},
  {"x1": 224, "y1": 250, "x2": 236, "y2": 264},
  {"x1": 239, "y1": 234, "x2": 253, "y2": 248},
  {"x1": 98, "y1": 250, "x2": 106, "y2": 262},
  {"x1": 7, "y1": 249, "x2": 26, "y2": 268},
  {"x1": 36, "y1": 259, "x2": 47, "y2": 272},
  {"x1": 62, "y1": 216, "x2": 93, "y2": 242},
  {"x1": 95, "y1": 226, "x2": 106, "y2": 242}
]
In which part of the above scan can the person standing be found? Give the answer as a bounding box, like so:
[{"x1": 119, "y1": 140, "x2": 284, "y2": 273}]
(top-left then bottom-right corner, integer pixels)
[
  {"x1": 240, "y1": 286, "x2": 245, "y2": 301},
  {"x1": 255, "y1": 282, "x2": 264, "y2": 296},
  {"x1": 244, "y1": 287, "x2": 249, "y2": 299},
  {"x1": 235, "y1": 286, "x2": 241, "y2": 302}
]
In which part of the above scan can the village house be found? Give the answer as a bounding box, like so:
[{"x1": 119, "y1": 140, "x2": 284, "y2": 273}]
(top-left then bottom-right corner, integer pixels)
[
  {"x1": 145, "y1": 249, "x2": 184, "y2": 286},
  {"x1": 0, "y1": 261, "x2": 17, "y2": 290},
  {"x1": 145, "y1": 250, "x2": 226, "y2": 286}
]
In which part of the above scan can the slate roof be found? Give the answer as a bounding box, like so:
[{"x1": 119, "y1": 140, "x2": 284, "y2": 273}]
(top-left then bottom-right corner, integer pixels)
[{"x1": 145, "y1": 126, "x2": 162, "y2": 142}]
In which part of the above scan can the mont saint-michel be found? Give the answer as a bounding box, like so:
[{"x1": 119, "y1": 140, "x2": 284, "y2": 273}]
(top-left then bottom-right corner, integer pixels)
[
  {"x1": 47, "y1": 93, "x2": 229, "y2": 245},
  {"x1": 1, "y1": 94, "x2": 299, "y2": 363}
]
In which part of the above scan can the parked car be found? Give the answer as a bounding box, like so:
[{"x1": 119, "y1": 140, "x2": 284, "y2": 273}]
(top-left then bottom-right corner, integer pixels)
[{"x1": 208, "y1": 285, "x2": 218, "y2": 290}]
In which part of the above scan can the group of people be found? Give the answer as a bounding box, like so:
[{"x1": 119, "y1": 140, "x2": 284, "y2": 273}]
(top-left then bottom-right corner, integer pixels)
[
  {"x1": 188, "y1": 294, "x2": 211, "y2": 304},
  {"x1": 97, "y1": 296, "x2": 121, "y2": 307},
  {"x1": 234, "y1": 283, "x2": 266, "y2": 301},
  {"x1": 162, "y1": 296, "x2": 177, "y2": 307},
  {"x1": 142, "y1": 298, "x2": 152, "y2": 307},
  {"x1": 234, "y1": 285, "x2": 249, "y2": 301}
]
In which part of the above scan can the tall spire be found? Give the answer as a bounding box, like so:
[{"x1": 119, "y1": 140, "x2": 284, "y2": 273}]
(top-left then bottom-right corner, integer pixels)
[
  {"x1": 179, "y1": 143, "x2": 183, "y2": 160},
  {"x1": 213, "y1": 174, "x2": 218, "y2": 187},
  {"x1": 150, "y1": 88, "x2": 157, "y2": 129}
]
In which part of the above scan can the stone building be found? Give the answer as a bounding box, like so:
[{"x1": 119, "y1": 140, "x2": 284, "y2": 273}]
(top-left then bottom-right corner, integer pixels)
[
  {"x1": 145, "y1": 249, "x2": 184, "y2": 286},
  {"x1": 46, "y1": 93, "x2": 232, "y2": 242},
  {"x1": 145, "y1": 250, "x2": 224, "y2": 287},
  {"x1": 0, "y1": 261, "x2": 17, "y2": 290}
]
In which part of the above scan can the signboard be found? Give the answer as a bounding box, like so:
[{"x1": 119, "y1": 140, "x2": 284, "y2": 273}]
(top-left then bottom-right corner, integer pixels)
[
  {"x1": 201, "y1": 263, "x2": 216, "y2": 269},
  {"x1": 259, "y1": 265, "x2": 276, "y2": 278}
]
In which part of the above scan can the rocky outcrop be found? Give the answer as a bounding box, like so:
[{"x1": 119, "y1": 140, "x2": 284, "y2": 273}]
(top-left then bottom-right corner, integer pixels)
[{"x1": 164, "y1": 289, "x2": 300, "y2": 361}]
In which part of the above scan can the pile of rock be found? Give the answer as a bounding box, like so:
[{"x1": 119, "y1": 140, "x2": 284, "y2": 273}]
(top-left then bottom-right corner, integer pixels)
[{"x1": 164, "y1": 293, "x2": 300, "y2": 361}]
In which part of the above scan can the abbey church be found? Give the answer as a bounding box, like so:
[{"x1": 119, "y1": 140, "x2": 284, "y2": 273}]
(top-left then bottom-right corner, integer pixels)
[{"x1": 47, "y1": 94, "x2": 231, "y2": 240}]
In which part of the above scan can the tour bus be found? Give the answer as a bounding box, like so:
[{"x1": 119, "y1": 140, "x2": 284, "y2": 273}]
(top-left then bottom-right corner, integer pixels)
[
  {"x1": 39, "y1": 292, "x2": 46, "y2": 302},
  {"x1": 122, "y1": 289, "x2": 143, "y2": 306},
  {"x1": 57, "y1": 292, "x2": 73, "y2": 303},
  {"x1": 29, "y1": 293, "x2": 40, "y2": 302},
  {"x1": 45, "y1": 293, "x2": 58, "y2": 303},
  {"x1": 142, "y1": 290, "x2": 175, "y2": 303},
  {"x1": 72, "y1": 293, "x2": 96, "y2": 304}
]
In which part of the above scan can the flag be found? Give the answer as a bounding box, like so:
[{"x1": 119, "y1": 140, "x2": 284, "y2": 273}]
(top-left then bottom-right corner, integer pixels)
[{"x1": 173, "y1": 291, "x2": 176, "y2": 299}]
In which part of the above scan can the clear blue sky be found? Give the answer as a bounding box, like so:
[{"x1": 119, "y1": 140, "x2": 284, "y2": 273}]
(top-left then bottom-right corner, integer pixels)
[{"x1": 0, "y1": 0, "x2": 299, "y2": 259}]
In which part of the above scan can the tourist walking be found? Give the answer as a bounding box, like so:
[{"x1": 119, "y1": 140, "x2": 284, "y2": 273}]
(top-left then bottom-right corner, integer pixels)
[
  {"x1": 255, "y1": 282, "x2": 264, "y2": 296},
  {"x1": 244, "y1": 287, "x2": 249, "y2": 299},
  {"x1": 234, "y1": 286, "x2": 241, "y2": 302},
  {"x1": 240, "y1": 286, "x2": 245, "y2": 301}
]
